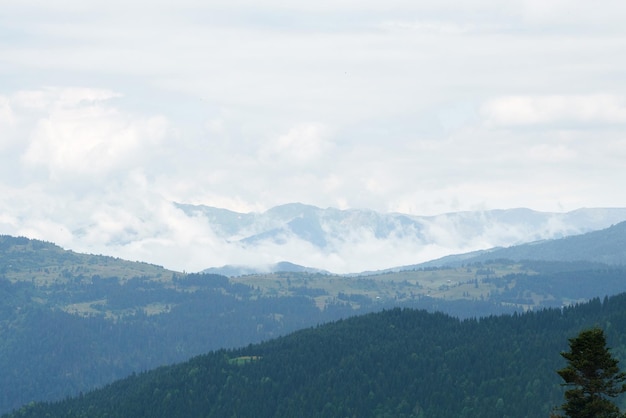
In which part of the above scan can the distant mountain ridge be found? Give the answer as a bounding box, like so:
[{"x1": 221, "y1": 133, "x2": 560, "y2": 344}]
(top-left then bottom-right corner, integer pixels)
[
  {"x1": 433, "y1": 220, "x2": 626, "y2": 267},
  {"x1": 202, "y1": 261, "x2": 330, "y2": 277},
  {"x1": 175, "y1": 203, "x2": 626, "y2": 273}
]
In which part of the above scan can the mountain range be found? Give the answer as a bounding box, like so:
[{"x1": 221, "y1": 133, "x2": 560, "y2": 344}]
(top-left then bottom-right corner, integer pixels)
[
  {"x1": 176, "y1": 203, "x2": 626, "y2": 274},
  {"x1": 2, "y1": 217, "x2": 626, "y2": 414}
]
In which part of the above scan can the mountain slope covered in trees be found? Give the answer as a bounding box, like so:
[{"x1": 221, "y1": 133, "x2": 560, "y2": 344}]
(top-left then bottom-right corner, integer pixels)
[
  {"x1": 3, "y1": 225, "x2": 626, "y2": 414},
  {"x1": 9, "y1": 293, "x2": 626, "y2": 418}
]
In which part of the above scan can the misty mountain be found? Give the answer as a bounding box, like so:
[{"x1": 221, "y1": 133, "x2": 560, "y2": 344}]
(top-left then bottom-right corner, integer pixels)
[
  {"x1": 202, "y1": 261, "x2": 330, "y2": 277},
  {"x1": 176, "y1": 203, "x2": 626, "y2": 273},
  {"x1": 434, "y1": 220, "x2": 626, "y2": 267}
]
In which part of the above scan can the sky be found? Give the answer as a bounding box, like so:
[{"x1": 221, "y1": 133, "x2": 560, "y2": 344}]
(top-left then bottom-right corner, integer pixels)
[{"x1": 1, "y1": 0, "x2": 626, "y2": 271}]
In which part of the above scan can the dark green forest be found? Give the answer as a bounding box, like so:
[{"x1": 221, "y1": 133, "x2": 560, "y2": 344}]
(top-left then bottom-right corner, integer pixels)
[{"x1": 8, "y1": 293, "x2": 626, "y2": 418}]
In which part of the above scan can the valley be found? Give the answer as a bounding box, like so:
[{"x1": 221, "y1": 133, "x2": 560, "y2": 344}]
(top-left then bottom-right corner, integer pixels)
[{"x1": 1, "y1": 221, "x2": 626, "y2": 414}]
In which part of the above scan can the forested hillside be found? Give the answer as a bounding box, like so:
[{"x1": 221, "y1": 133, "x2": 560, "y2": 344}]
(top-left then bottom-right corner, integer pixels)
[
  {"x1": 3, "y1": 233, "x2": 626, "y2": 414},
  {"x1": 9, "y1": 293, "x2": 626, "y2": 417},
  {"x1": 0, "y1": 236, "x2": 508, "y2": 412},
  {"x1": 0, "y1": 268, "x2": 358, "y2": 413}
]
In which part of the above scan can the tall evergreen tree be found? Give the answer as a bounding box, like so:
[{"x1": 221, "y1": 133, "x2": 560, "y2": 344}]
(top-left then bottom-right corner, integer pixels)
[{"x1": 555, "y1": 328, "x2": 626, "y2": 418}]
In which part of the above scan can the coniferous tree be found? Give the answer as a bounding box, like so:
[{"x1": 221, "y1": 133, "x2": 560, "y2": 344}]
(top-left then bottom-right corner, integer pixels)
[{"x1": 555, "y1": 328, "x2": 626, "y2": 418}]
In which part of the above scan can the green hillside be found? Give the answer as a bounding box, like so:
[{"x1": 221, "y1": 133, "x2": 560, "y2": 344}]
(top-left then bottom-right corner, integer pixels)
[
  {"x1": 9, "y1": 293, "x2": 626, "y2": 418},
  {"x1": 0, "y1": 235, "x2": 174, "y2": 285},
  {"x1": 2, "y1": 230, "x2": 626, "y2": 414}
]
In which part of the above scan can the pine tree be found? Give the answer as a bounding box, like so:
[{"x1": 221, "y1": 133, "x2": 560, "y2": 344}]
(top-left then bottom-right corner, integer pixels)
[{"x1": 555, "y1": 327, "x2": 626, "y2": 418}]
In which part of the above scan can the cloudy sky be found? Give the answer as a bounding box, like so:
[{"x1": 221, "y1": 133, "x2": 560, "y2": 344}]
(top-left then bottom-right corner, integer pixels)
[{"x1": 1, "y1": 1, "x2": 626, "y2": 271}]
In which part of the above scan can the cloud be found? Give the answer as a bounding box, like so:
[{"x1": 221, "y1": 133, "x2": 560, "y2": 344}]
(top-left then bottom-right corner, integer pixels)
[
  {"x1": 13, "y1": 87, "x2": 122, "y2": 109},
  {"x1": 2, "y1": 1, "x2": 626, "y2": 273},
  {"x1": 15, "y1": 88, "x2": 169, "y2": 180},
  {"x1": 0, "y1": 97, "x2": 18, "y2": 148},
  {"x1": 528, "y1": 144, "x2": 577, "y2": 162},
  {"x1": 481, "y1": 95, "x2": 626, "y2": 128},
  {"x1": 519, "y1": 0, "x2": 626, "y2": 29},
  {"x1": 259, "y1": 123, "x2": 334, "y2": 164},
  {"x1": 379, "y1": 20, "x2": 476, "y2": 35}
]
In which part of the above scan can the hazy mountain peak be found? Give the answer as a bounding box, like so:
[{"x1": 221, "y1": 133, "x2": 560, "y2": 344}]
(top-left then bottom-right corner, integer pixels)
[
  {"x1": 265, "y1": 202, "x2": 321, "y2": 217},
  {"x1": 174, "y1": 203, "x2": 626, "y2": 274}
]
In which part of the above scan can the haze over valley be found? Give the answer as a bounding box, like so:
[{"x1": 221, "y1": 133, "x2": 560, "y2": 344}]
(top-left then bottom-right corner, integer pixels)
[{"x1": 4, "y1": 202, "x2": 626, "y2": 275}]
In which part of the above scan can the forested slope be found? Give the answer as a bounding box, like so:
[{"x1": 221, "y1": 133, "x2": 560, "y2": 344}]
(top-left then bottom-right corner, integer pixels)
[
  {"x1": 10, "y1": 293, "x2": 626, "y2": 418},
  {"x1": 4, "y1": 233, "x2": 626, "y2": 414}
]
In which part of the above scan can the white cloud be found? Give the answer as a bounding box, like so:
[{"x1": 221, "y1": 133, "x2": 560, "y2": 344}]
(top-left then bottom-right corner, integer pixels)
[
  {"x1": 379, "y1": 20, "x2": 476, "y2": 35},
  {"x1": 259, "y1": 123, "x2": 334, "y2": 164},
  {"x1": 16, "y1": 219, "x2": 74, "y2": 248},
  {"x1": 1, "y1": 1, "x2": 626, "y2": 272},
  {"x1": 481, "y1": 95, "x2": 626, "y2": 128},
  {"x1": 528, "y1": 144, "x2": 577, "y2": 162},
  {"x1": 519, "y1": 0, "x2": 626, "y2": 28},
  {"x1": 17, "y1": 88, "x2": 169, "y2": 179},
  {"x1": 0, "y1": 97, "x2": 17, "y2": 148},
  {"x1": 13, "y1": 87, "x2": 122, "y2": 109}
]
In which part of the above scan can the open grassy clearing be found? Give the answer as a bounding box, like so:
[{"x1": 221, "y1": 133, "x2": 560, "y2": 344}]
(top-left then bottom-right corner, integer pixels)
[
  {"x1": 4, "y1": 256, "x2": 176, "y2": 286},
  {"x1": 0, "y1": 237, "x2": 176, "y2": 285},
  {"x1": 229, "y1": 263, "x2": 535, "y2": 309},
  {"x1": 61, "y1": 299, "x2": 107, "y2": 317},
  {"x1": 228, "y1": 356, "x2": 262, "y2": 365}
]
